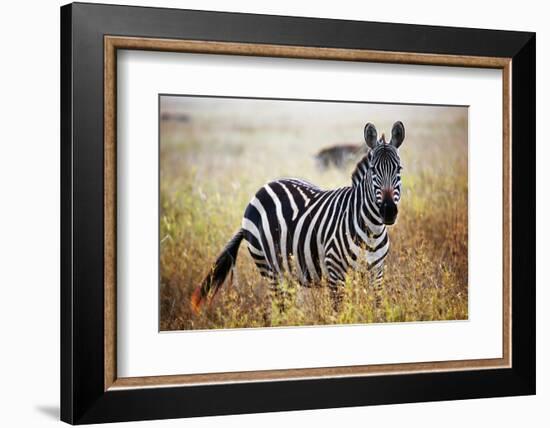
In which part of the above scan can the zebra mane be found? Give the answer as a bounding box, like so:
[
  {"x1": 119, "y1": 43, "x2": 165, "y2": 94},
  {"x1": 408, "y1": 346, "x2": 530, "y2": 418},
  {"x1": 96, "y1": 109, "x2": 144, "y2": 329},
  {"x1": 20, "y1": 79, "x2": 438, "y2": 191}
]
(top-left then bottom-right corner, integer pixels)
[{"x1": 351, "y1": 154, "x2": 370, "y2": 186}]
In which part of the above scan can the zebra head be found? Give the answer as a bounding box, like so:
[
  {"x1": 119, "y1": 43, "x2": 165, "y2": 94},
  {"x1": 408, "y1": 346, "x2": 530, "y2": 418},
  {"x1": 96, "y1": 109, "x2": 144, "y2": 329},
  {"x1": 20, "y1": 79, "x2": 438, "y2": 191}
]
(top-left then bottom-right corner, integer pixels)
[{"x1": 363, "y1": 121, "x2": 405, "y2": 225}]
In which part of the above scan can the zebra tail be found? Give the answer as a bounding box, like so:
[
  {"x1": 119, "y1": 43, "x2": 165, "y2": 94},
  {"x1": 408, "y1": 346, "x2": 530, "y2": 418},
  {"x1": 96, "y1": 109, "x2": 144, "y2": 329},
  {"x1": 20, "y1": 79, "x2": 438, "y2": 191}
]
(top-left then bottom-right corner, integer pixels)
[{"x1": 191, "y1": 229, "x2": 245, "y2": 314}]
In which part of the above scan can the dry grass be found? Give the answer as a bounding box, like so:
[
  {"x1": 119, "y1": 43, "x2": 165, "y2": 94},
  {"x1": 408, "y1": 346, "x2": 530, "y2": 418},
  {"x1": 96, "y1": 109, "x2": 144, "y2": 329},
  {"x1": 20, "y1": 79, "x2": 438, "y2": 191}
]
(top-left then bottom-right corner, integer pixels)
[{"x1": 159, "y1": 98, "x2": 468, "y2": 331}]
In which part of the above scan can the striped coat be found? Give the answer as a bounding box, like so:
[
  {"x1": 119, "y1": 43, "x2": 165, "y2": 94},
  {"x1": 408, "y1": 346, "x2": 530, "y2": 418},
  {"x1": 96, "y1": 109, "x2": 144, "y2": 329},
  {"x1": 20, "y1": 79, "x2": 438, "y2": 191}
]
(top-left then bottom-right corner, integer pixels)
[{"x1": 191, "y1": 121, "x2": 405, "y2": 312}]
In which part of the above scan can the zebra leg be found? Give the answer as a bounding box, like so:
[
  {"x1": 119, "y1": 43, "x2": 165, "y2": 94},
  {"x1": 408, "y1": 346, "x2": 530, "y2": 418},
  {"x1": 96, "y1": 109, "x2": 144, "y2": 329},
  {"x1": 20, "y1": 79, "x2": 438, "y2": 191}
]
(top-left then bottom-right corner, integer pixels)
[
  {"x1": 256, "y1": 272, "x2": 287, "y2": 323},
  {"x1": 251, "y1": 259, "x2": 287, "y2": 319},
  {"x1": 247, "y1": 246, "x2": 279, "y2": 323},
  {"x1": 255, "y1": 268, "x2": 280, "y2": 325},
  {"x1": 327, "y1": 270, "x2": 345, "y2": 312},
  {"x1": 254, "y1": 264, "x2": 287, "y2": 313},
  {"x1": 370, "y1": 259, "x2": 385, "y2": 309},
  {"x1": 325, "y1": 257, "x2": 347, "y2": 312},
  {"x1": 328, "y1": 283, "x2": 345, "y2": 312},
  {"x1": 268, "y1": 278, "x2": 289, "y2": 314}
]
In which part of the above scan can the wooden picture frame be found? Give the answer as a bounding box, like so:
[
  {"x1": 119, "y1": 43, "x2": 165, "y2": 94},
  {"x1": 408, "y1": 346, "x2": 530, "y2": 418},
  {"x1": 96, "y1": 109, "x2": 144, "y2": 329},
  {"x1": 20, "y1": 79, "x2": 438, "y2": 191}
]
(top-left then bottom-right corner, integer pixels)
[{"x1": 61, "y1": 2, "x2": 535, "y2": 424}]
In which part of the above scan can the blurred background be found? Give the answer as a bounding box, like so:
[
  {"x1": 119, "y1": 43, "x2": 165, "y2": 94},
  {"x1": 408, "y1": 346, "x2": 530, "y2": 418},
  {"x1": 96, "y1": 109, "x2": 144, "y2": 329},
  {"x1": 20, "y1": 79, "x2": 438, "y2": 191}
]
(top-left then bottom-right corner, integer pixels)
[{"x1": 159, "y1": 95, "x2": 468, "y2": 331}]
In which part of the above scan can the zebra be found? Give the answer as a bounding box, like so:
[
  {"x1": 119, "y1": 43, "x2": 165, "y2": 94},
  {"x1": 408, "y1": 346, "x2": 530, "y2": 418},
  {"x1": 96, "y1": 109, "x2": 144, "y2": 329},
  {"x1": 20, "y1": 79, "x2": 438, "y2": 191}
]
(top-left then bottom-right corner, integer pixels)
[{"x1": 191, "y1": 121, "x2": 405, "y2": 313}]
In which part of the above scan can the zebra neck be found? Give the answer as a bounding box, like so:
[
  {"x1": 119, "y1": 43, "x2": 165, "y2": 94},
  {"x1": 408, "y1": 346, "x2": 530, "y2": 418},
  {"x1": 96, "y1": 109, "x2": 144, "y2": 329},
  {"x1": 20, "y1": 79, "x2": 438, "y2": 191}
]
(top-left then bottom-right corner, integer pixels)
[
  {"x1": 362, "y1": 169, "x2": 384, "y2": 226},
  {"x1": 365, "y1": 185, "x2": 383, "y2": 224},
  {"x1": 350, "y1": 183, "x2": 385, "y2": 245},
  {"x1": 351, "y1": 159, "x2": 383, "y2": 226}
]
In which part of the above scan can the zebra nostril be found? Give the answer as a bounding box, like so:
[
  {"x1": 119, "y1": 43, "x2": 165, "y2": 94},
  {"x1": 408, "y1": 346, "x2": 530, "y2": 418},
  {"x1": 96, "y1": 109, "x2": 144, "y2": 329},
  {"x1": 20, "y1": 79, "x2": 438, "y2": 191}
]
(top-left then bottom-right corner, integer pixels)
[{"x1": 380, "y1": 199, "x2": 398, "y2": 225}]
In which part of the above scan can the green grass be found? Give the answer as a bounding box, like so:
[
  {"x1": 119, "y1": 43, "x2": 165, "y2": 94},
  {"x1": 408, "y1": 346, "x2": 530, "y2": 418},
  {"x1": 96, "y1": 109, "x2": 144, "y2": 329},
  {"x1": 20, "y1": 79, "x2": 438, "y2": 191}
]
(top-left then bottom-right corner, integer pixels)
[{"x1": 159, "y1": 100, "x2": 468, "y2": 330}]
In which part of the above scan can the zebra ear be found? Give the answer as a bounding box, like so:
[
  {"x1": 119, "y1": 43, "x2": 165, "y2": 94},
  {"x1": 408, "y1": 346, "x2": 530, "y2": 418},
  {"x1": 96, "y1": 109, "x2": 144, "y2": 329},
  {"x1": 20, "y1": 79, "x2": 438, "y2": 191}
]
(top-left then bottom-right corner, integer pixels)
[
  {"x1": 364, "y1": 123, "x2": 378, "y2": 149},
  {"x1": 390, "y1": 121, "x2": 405, "y2": 148}
]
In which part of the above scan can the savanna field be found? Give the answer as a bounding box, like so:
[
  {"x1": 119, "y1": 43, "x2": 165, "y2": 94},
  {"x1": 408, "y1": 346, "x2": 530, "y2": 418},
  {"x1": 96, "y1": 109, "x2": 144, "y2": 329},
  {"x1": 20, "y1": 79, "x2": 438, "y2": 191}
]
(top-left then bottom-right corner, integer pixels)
[{"x1": 159, "y1": 97, "x2": 468, "y2": 331}]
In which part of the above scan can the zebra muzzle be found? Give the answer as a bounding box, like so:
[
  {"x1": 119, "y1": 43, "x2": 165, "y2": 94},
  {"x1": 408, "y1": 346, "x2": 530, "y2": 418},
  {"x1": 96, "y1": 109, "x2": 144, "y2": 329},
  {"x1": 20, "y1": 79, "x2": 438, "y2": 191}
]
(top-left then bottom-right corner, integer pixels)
[{"x1": 380, "y1": 199, "x2": 398, "y2": 225}]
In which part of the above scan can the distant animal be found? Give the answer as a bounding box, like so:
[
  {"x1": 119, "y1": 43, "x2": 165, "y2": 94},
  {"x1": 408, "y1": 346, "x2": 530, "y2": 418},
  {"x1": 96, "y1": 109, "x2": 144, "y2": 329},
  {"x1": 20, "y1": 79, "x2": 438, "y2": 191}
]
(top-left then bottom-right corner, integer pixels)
[
  {"x1": 315, "y1": 143, "x2": 365, "y2": 169},
  {"x1": 160, "y1": 112, "x2": 190, "y2": 123},
  {"x1": 191, "y1": 121, "x2": 405, "y2": 312}
]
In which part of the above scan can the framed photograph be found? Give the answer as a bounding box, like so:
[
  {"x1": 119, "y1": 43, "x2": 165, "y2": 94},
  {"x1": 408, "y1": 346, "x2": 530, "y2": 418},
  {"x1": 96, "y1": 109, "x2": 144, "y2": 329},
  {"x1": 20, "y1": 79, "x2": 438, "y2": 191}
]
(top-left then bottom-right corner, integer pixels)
[{"x1": 60, "y1": 2, "x2": 535, "y2": 424}]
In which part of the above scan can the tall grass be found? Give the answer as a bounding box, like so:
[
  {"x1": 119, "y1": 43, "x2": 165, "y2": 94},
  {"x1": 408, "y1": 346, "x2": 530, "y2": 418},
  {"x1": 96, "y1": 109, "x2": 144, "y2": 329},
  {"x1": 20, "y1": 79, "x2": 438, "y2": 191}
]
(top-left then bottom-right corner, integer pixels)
[{"x1": 159, "y1": 98, "x2": 468, "y2": 331}]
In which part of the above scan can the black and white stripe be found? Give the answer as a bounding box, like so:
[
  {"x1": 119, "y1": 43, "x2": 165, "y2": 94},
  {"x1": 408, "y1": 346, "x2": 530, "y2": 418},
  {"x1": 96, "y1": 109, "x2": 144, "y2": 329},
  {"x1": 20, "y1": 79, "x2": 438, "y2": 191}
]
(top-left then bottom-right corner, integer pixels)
[{"x1": 191, "y1": 122, "x2": 405, "y2": 312}]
